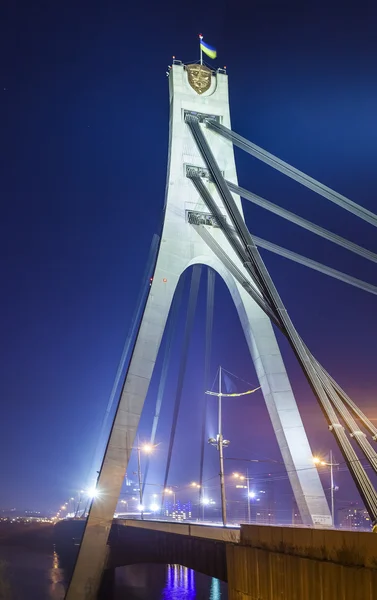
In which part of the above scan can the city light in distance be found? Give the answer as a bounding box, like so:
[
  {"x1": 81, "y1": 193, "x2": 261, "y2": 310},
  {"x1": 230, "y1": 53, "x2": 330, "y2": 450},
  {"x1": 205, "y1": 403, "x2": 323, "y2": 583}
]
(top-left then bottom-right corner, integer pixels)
[
  {"x1": 150, "y1": 503, "x2": 159, "y2": 512},
  {"x1": 191, "y1": 482, "x2": 201, "y2": 488},
  {"x1": 137, "y1": 504, "x2": 145, "y2": 512},
  {"x1": 248, "y1": 492, "x2": 256, "y2": 499}
]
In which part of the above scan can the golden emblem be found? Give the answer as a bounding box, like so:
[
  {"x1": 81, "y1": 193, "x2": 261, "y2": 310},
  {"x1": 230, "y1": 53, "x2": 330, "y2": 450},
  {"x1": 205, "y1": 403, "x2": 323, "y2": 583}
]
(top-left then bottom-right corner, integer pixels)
[{"x1": 186, "y1": 64, "x2": 212, "y2": 95}]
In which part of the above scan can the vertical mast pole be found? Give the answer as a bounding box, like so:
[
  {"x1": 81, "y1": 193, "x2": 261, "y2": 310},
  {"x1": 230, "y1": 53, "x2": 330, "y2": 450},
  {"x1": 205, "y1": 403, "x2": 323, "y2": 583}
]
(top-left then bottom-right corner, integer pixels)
[
  {"x1": 330, "y1": 449, "x2": 335, "y2": 527},
  {"x1": 218, "y1": 366, "x2": 227, "y2": 526},
  {"x1": 199, "y1": 34, "x2": 203, "y2": 65},
  {"x1": 246, "y1": 467, "x2": 251, "y2": 523},
  {"x1": 137, "y1": 435, "x2": 143, "y2": 520}
]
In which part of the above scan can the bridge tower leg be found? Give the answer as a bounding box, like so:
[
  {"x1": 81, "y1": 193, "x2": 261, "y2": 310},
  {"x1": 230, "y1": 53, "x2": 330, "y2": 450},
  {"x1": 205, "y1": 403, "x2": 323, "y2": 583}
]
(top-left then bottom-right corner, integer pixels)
[{"x1": 65, "y1": 61, "x2": 331, "y2": 599}]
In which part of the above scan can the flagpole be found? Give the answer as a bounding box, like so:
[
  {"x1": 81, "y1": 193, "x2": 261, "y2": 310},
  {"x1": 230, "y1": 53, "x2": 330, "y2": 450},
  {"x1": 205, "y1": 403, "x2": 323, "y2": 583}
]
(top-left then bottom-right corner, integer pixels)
[{"x1": 199, "y1": 34, "x2": 203, "y2": 65}]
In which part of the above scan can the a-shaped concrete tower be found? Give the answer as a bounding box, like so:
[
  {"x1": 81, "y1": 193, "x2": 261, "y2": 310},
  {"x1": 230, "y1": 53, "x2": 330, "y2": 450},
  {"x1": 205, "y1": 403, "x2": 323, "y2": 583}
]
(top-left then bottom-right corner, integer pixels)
[{"x1": 66, "y1": 60, "x2": 330, "y2": 600}]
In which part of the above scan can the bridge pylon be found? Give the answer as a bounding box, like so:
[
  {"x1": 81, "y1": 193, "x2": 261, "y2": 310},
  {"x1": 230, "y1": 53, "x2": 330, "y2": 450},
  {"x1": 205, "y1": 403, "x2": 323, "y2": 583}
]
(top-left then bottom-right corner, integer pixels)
[{"x1": 65, "y1": 60, "x2": 331, "y2": 599}]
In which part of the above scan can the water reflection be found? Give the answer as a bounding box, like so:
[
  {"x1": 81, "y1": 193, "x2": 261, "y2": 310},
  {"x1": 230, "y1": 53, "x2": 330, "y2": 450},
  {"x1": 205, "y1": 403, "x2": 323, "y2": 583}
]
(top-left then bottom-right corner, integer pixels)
[
  {"x1": 116, "y1": 563, "x2": 227, "y2": 600},
  {"x1": 0, "y1": 546, "x2": 66, "y2": 600},
  {"x1": 48, "y1": 550, "x2": 66, "y2": 598},
  {"x1": 163, "y1": 565, "x2": 196, "y2": 598},
  {"x1": 0, "y1": 546, "x2": 226, "y2": 600},
  {"x1": 210, "y1": 577, "x2": 221, "y2": 600}
]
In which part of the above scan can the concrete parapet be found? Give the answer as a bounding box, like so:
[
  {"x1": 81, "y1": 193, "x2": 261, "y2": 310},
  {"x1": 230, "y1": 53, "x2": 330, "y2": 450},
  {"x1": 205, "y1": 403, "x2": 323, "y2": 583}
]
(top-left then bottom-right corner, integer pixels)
[
  {"x1": 240, "y1": 524, "x2": 377, "y2": 568},
  {"x1": 227, "y1": 543, "x2": 377, "y2": 600}
]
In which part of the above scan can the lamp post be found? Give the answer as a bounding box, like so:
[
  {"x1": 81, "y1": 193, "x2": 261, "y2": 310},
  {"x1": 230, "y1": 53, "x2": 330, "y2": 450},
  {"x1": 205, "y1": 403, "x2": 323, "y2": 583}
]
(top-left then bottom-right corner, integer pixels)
[
  {"x1": 164, "y1": 488, "x2": 176, "y2": 513},
  {"x1": 313, "y1": 451, "x2": 339, "y2": 526},
  {"x1": 208, "y1": 367, "x2": 230, "y2": 526},
  {"x1": 136, "y1": 438, "x2": 155, "y2": 519},
  {"x1": 233, "y1": 470, "x2": 255, "y2": 523},
  {"x1": 190, "y1": 482, "x2": 202, "y2": 520}
]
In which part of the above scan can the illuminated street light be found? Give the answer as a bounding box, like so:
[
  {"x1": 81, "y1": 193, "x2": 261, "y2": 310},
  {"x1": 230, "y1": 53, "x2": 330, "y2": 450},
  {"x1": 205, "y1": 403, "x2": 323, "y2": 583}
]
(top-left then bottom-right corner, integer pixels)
[
  {"x1": 313, "y1": 452, "x2": 339, "y2": 526},
  {"x1": 233, "y1": 470, "x2": 254, "y2": 523},
  {"x1": 141, "y1": 443, "x2": 153, "y2": 454},
  {"x1": 61, "y1": 506, "x2": 66, "y2": 510},
  {"x1": 164, "y1": 488, "x2": 176, "y2": 506},
  {"x1": 135, "y1": 438, "x2": 158, "y2": 520},
  {"x1": 207, "y1": 369, "x2": 230, "y2": 527},
  {"x1": 86, "y1": 487, "x2": 98, "y2": 500},
  {"x1": 150, "y1": 503, "x2": 159, "y2": 512},
  {"x1": 137, "y1": 504, "x2": 145, "y2": 512},
  {"x1": 201, "y1": 498, "x2": 210, "y2": 505},
  {"x1": 191, "y1": 482, "x2": 201, "y2": 488}
]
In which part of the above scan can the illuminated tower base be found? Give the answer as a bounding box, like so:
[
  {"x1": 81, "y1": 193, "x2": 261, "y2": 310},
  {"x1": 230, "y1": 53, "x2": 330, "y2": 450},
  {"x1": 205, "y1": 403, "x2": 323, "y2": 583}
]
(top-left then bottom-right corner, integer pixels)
[{"x1": 66, "y1": 60, "x2": 331, "y2": 599}]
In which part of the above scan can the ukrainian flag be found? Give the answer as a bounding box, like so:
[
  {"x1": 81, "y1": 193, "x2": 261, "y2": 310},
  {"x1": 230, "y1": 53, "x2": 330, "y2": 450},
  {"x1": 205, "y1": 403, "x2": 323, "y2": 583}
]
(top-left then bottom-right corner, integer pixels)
[{"x1": 200, "y1": 39, "x2": 217, "y2": 60}]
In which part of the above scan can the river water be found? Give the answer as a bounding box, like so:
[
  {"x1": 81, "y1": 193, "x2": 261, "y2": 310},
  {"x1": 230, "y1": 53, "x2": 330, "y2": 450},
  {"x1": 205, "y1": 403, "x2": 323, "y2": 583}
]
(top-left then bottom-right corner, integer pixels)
[{"x1": 0, "y1": 546, "x2": 228, "y2": 599}]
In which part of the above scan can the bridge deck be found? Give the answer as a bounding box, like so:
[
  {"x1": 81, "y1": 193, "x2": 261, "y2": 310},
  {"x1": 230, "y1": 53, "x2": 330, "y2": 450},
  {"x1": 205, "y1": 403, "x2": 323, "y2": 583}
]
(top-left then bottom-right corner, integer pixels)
[{"x1": 113, "y1": 518, "x2": 240, "y2": 543}]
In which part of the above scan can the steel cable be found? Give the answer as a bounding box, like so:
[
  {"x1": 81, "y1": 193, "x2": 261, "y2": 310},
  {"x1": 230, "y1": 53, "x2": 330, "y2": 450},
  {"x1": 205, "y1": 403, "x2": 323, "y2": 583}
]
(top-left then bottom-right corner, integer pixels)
[
  {"x1": 226, "y1": 181, "x2": 377, "y2": 264},
  {"x1": 206, "y1": 119, "x2": 377, "y2": 228},
  {"x1": 186, "y1": 114, "x2": 377, "y2": 521}
]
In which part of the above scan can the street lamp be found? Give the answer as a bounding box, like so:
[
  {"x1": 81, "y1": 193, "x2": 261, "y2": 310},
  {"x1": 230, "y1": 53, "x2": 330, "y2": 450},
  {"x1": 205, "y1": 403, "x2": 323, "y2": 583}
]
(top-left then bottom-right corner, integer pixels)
[
  {"x1": 207, "y1": 367, "x2": 230, "y2": 527},
  {"x1": 313, "y1": 452, "x2": 339, "y2": 526},
  {"x1": 233, "y1": 471, "x2": 254, "y2": 523},
  {"x1": 164, "y1": 487, "x2": 176, "y2": 507},
  {"x1": 136, "y1": 437, "x2": 157, "y2": 519},
  {"x1": 86, "y1": 487, "x2": 98, "y2": 500}
]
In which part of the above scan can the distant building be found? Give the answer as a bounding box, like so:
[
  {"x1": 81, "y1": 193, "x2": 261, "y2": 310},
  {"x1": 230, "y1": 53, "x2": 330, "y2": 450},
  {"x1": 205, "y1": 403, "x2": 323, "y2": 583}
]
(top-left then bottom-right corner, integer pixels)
[
  {"x1": 165, "y1": 501, "x2": 192, "y2": 521},
  {"x1": 338, "y1": 505, "x2": 371, "y2": 531}
]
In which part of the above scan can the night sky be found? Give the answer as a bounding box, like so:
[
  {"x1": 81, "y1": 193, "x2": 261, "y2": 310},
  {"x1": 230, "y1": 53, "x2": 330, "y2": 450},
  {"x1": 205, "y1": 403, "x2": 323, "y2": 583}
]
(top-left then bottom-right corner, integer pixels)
[{"x1": 1, "y1": 0, "x2": 377, "y2": 517}]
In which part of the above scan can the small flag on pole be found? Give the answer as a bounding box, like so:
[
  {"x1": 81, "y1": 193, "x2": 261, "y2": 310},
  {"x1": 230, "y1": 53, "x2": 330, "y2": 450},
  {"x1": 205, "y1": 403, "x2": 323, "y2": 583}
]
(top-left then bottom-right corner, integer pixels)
[
  {"x1": 199, "y1": 35, "x2": 217, "y2": 60},
  {"x1": 223, "y1": 372, "x2": 237, "y2": 394}
]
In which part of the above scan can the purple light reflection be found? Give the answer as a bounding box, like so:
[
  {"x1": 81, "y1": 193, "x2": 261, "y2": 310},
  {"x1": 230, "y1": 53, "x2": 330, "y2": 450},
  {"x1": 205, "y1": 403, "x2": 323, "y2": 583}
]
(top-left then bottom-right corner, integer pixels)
[{"x1": 163, "y1": 564, "x2": 196, "y2": 598}]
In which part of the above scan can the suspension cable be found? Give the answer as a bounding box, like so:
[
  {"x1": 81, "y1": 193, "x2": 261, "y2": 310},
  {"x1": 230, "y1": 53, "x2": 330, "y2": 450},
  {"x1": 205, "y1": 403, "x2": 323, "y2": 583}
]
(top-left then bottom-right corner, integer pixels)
[
  {"x1": 186, "y1": 114, "x2": 377, "y2": 522},
  {"x1": 226, "y1": 181, "x2": 377, "y2": 264},
  {"x1": 192, "y1": 218, "x2": 377, "y2": 460},
  {"x1": 205, "y1": 119, "x2": 377, "y2": 228},
  {"x1": 253, "y1": 235, "x2": 377, "y2": 296},
  {"x1": 193, "y1": 217, "x2": 377, "y2": 483}
]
